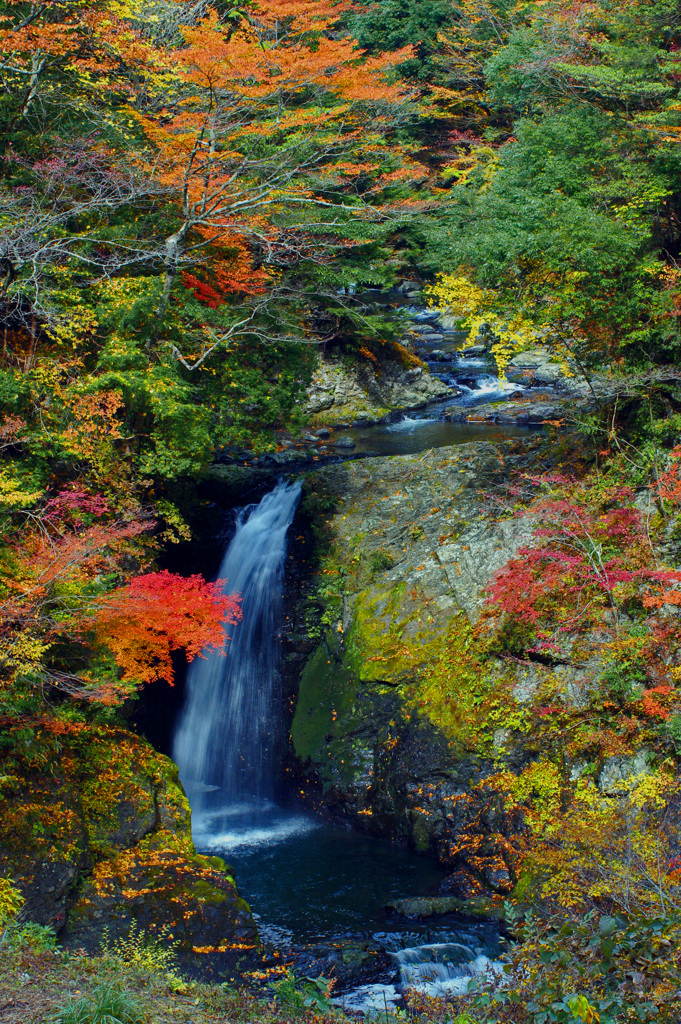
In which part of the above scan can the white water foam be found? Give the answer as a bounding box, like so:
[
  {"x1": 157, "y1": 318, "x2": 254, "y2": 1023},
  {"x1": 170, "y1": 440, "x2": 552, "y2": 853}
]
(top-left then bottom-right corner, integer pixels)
[
  {"x1": 340, "y1": 930, "x2": 505, "y2": 1014},
  {"x1": 455, "y1": 374, "x2": 524, "y2": 405},
  {"x1": 195, "y1": 816, "x2": 320, "y2": 852},
  {"x1": 335, "y1": 983, "x2": 402, "y2": 1014},
  {"x1": 191, "y1": 800, "x2": 320, "y2": 852},
  {"x1": 394, "y1": 942, "x2": 504, "y2": 997},
  {"x1": 386, "y1": 417, "x2": 430, "y2": 431}
]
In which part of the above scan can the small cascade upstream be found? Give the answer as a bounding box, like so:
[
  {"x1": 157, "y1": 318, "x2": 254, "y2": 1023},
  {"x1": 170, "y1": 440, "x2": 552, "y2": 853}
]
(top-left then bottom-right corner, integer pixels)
[
  {"x1": 392, "y1": 939, "x2": 503, "y2": 996},
  {"x1": 173, "y1": 479, "x2": 302, "y2": 806}
]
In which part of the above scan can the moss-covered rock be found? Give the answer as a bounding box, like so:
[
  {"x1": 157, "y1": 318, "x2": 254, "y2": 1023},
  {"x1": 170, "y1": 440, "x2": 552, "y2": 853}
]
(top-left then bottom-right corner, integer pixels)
[
  {"x1": 305, "y1": 354, "x2": 450, "y2": 426},
  {"x1": 0, "y1": 726, "x2": 257, "y2": 957},
  {"x1": 289, "y1": 441, "x2": 546, "y2": 893}
]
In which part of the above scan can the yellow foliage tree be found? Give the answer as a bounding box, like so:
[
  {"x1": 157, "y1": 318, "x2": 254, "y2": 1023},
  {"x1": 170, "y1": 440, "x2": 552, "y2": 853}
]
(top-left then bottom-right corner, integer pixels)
[{"x1": 426, "y1": 271, "x2": 548, "y2": 378}]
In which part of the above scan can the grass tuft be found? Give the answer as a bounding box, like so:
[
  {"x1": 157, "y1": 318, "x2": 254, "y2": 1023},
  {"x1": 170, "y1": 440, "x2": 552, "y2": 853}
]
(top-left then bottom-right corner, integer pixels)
[{"x1": 51, "y1": 983, "x2": 146, "y2": 1024}]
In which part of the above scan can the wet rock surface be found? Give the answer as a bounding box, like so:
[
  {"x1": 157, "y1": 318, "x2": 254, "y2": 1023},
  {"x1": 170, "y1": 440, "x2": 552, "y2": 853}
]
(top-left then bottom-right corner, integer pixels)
[{"x1": 305, "y1": 354, "x2": 451, "y2": 425}]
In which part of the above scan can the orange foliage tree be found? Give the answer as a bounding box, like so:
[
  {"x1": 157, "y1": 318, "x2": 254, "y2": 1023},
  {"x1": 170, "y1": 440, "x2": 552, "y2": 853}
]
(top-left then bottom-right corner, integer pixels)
[
  {"x1": 94, "y1": 570, "x2": 241, "y2": 689},
  {"x1": 126, "y1": 0, "x2": 415, "y2": 363},
  {"x1": 0, "y1": 486, "x2": 239, "y2": 706}
]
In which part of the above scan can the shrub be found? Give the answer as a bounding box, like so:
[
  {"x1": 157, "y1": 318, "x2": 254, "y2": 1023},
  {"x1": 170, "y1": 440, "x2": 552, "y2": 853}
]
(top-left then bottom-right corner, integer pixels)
[
  {"x1": 369, "y1": 549, "x2": 394, "y2": 573},
  {"x1": 101, "y1": 922, "x2": 177, "y2": 974},
  {"x1": 272, "y1": 970, "x2": 336, "y2": 1013},
  {"x1": 0, "y1": 877, "x2": 22, "y2": 926},
  {"x1": 101, "y1": 922, "x2": 188, "y2": 993},
  {"x1": 8, "y1": 921, "x2": 57, "y2": 952}
]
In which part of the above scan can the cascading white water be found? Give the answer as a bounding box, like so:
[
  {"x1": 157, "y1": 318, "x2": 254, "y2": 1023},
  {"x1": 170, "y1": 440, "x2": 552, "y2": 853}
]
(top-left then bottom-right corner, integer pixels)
[
  {"x1": 173, "y1": 479, "x2": 302, "y2": 805},
  {"x1": 337, "y1": 929, "x2": 504, "y2": 1013},
  {"x1": 392, "y1": 940, "x2": 503, "y2": 996}
]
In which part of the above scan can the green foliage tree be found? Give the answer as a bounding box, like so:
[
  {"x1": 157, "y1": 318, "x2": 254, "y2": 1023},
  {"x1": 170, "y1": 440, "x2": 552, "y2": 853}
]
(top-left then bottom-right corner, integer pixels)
[
  {"x1": 349, "y1": 0, "x2": 457, "y2": 81},
  {"x1": 427, "y1": 0, "x2": 681, "y2": 369}
]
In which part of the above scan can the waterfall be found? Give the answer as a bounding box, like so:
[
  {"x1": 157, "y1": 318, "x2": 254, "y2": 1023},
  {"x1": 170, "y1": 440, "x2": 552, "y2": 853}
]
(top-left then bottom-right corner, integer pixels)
[{"x1": 173, "y1": 479, "x2": 302, "y2": 806}]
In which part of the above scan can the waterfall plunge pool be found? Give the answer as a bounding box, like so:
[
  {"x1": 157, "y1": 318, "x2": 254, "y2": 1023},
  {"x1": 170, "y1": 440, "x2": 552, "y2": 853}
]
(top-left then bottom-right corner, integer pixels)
[
  {"x1": 190, "y1": 796, "x2": 504, "y2": 1013},
  {"x1": 191, "y1": 797, "x2": 447, "y2": 943}
]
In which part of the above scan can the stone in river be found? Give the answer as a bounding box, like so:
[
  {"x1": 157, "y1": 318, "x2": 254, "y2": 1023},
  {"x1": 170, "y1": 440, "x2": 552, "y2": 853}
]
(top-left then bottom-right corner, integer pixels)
[
  {"x1": 332, "y1": 436, "x2": 356, "y2": 449},
  {"x1": 386, "y1": 896, "x2": 504, "y2": 919}
]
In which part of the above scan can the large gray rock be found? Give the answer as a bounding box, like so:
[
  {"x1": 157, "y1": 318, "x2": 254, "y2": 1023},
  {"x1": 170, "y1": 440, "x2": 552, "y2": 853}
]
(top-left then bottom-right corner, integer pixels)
[
  {"x1": 305, "y1": 354, "x2": 450, "y2": 425},
  {"x1": 505, "y1": 347, "x2": 575, "y2": 386},
  {"x1": 289, "y1": 442, "x2": 544, "y2": 895},
  {"x1": 333, "y1": 435, "x2": 356, "y2": 449}
]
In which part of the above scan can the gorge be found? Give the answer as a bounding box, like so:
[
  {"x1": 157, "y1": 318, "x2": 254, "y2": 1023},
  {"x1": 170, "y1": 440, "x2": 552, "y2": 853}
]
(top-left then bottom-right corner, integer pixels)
[{"x1": 3, "y1": 0, "x2": 681, "y2": 1020}]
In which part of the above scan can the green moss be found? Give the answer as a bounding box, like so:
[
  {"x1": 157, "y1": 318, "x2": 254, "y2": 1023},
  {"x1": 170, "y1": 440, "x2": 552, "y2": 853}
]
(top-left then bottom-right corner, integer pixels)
[
  {"x1": 310, "y1": 403, "x2": 391, "y2": 428},
  {"x1": 184, "y1": 877, "x2": 228, "y2": 904},
  {"x1": 409, "y1": 808, "x2": 435, "y2": 853},
  {"x1": 406, "y1": 617, "x2": 533, "y2": 754},
  {"x1": 291, "y1": 641, "x2": 357, "y2": 761},
  {"x1": 346, "y1": 581, "x2": 438, "y2": 684}
]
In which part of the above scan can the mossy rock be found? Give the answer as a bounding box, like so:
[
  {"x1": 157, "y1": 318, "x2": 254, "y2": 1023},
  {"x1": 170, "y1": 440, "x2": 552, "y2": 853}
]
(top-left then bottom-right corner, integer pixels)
[
  {"x1": 291, "y1": 640, "x2": 357, "y2": 762},
  {"x1": 386, "y1": 895, "x2": 505, "y2": 920},
  {"x1": 290, "y1": 442, "x2": 542, "y2": 890},
  {"x1": 67, "y1": 830, "x2": 257, "y2": 955},
  {"x1": 0, "y1": 725, "x2": 257, "y2": 953}
]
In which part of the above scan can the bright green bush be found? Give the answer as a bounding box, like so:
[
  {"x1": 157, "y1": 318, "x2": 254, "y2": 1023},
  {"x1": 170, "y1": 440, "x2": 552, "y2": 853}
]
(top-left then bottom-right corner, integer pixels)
[{"x1": 0, "y1": 876, "x2": 22, "y2": 926}]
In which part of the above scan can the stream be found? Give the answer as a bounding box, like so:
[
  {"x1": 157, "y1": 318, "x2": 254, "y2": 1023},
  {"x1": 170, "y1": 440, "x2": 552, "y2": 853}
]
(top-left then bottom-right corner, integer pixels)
[
  {"x1": 174, "y1": 472, "x2": 506, "y2": 1014},
  {"x1": 172, "y1": 304, "x2": 526, "y2": 1012},
  {"x1": 313, "y1": 302, "x2": 552, "y2": 458},
  {"x1": 344, "y1": 417, "x2": 531, "y2": 457}
]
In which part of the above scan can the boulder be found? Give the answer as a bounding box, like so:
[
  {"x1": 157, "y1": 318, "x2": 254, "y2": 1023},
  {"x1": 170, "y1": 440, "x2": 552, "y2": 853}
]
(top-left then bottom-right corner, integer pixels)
[
  {"x1": 289, "y1": 444, "x2": 539, "y2": 892},
  {"x1": 436, "y1": 314, "x2": 462, "y2": 330},
  {"x1": 386, "y1": 896, "x2": 504, "y2": 920},
  {"x1": 505, "y1": 348, "x2": 567, "y2": 385},
  {"x1": 305, "y1": 353, "x2": 450, "y2": 426},
  {"x1": 0, "y1": 728, "x2": 257, "y2": 959}
]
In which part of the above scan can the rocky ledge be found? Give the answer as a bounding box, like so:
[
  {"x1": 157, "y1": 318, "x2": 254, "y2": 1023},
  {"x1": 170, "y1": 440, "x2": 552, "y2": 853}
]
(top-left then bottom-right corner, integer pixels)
[
  {"x1": 305, "y1": 353, "x2": 451, "y2": 426},
  {"x1": 0, "y1": 726, "x2": 257, "y2": 962},
  {"x1": 445, "y1": 348, "x2": 608, "y2": 426},
  {"x1": 289, "y1": 441, "x2": 537, "y2": 901}
]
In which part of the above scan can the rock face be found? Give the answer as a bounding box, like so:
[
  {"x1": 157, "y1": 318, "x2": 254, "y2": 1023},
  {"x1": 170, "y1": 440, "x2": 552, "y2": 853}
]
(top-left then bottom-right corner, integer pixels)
[
  {"x1": 305, "y1": 353, "x2": 450, "y2": 425},
  {"x1": 0, "y1": 727, "x2": 256, "y2": 957},
  {"x1": 289, "y1": 442, "x2": 543, "y2": 900},
  {"x1": 505, "y1": 347, "x2": 568, "y2": 386}
]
